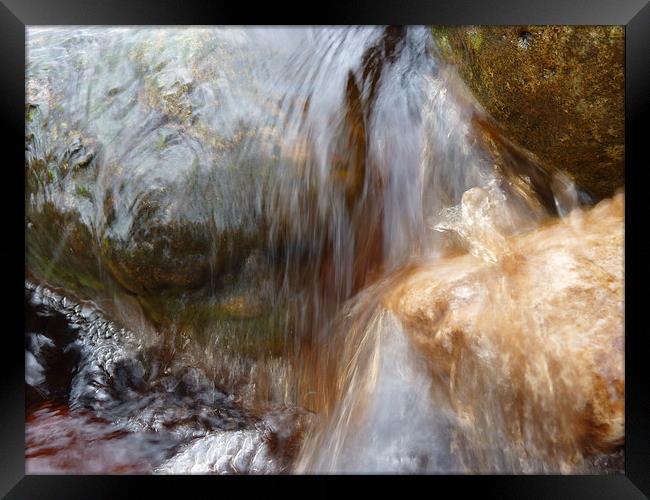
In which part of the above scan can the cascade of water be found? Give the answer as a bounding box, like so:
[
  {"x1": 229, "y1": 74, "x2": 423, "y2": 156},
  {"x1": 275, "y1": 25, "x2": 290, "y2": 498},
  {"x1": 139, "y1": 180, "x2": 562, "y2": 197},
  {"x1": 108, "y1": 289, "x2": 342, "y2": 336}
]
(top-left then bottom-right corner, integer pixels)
[{"x1": 26, "y1": 26, "x2": 618, "y2": 474}]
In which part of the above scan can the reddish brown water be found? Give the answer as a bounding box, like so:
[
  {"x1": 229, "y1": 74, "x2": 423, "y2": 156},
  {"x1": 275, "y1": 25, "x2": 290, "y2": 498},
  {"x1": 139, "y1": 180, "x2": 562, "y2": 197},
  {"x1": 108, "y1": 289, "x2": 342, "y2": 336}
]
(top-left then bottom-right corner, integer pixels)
[{"x1": 27, "y1": 401, "x2": 163, "y2": 474}]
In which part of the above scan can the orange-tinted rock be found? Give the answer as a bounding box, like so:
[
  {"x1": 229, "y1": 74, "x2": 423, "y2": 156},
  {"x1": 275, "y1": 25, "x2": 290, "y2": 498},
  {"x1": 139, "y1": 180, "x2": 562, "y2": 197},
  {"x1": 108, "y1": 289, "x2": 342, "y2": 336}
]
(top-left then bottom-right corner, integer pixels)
[{"x1": 385, "y1": 193, "x2": 624, "y2": 472}]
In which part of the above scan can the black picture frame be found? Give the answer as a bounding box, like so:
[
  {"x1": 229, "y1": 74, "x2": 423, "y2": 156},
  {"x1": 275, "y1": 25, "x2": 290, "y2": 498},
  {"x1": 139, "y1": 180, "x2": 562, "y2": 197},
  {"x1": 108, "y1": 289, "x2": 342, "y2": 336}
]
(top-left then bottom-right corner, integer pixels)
[{"x1": 2, "y1": 0, "x2": 648, "y2": 497}]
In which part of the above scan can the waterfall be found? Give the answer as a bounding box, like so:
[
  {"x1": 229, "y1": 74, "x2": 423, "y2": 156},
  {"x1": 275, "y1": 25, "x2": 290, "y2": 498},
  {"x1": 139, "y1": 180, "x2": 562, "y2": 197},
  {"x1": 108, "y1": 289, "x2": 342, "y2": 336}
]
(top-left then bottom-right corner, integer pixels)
[{"x1": 25, "y1": 26, "x2": 622, "y2": 474}]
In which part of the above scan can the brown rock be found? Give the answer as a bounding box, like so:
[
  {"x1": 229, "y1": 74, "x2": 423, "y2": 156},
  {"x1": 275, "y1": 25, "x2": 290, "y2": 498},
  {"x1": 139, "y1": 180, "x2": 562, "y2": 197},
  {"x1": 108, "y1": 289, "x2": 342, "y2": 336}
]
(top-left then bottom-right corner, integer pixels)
[
  {"x1": 385, "y1": 193, "x2": 624, "y2": 472},
  {"x1": 431, "y1": 26, "x2": 624, "y2": 200}
]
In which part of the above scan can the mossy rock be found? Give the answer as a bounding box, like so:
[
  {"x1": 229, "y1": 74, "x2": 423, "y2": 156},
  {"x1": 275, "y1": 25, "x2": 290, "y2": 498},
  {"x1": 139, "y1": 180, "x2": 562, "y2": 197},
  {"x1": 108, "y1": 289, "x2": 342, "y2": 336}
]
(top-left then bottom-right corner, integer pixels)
[
  {"x1": 101, "y1": 222, "x2": 212, "y2": 295},
  {"x1": 431, "y1": 26, "x2": 624, "y2": 200},
  {"x1": 26, "y1": 202, "x2": 105, "y2": 296}
]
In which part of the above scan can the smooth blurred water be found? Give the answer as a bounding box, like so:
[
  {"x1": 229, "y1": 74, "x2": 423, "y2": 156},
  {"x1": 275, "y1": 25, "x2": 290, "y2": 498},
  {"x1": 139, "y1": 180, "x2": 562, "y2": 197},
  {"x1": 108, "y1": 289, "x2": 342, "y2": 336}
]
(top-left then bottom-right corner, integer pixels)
[{"x1": 25, "y1": 26, "x2": 610, "y2": 474}]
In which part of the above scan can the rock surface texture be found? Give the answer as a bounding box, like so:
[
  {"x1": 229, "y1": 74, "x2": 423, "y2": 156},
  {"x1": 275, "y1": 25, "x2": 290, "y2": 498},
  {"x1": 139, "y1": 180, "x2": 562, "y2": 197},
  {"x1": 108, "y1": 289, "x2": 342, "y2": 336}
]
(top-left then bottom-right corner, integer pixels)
[
  {"x1": 431, "y1": 26, "x2": 624, "y2": 201},
  {"x1": 385, "y1": 193, "x2": 624, "y2": 472}
]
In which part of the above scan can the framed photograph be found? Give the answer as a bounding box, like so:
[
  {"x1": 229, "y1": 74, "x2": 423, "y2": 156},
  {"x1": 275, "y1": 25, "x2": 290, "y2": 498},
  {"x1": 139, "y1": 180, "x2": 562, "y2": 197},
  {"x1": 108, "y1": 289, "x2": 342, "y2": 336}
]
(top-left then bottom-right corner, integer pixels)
[{"x1": 2, "y1": 0, "x2": 648, "y2": 497}]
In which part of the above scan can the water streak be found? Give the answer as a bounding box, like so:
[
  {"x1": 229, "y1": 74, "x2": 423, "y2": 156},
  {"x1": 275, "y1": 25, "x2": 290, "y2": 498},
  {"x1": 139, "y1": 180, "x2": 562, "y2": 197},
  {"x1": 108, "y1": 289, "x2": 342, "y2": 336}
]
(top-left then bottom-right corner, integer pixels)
[{"x1": 25, "y1": 26, "x2": 620, "y2": 474}]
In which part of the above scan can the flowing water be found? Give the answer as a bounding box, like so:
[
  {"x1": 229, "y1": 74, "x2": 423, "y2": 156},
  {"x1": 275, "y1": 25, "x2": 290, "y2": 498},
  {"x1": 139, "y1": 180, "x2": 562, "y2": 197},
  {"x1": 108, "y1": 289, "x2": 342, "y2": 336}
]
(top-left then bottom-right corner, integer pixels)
[{"x1": 25, "y1": 26, "x2": 623, "y2": 474}]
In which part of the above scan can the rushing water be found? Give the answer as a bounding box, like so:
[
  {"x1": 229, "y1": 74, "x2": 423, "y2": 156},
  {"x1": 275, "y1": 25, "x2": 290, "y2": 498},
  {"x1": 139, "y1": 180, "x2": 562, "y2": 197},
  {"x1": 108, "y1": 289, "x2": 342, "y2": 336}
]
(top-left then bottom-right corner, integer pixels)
[{"x1": 25, "y1": 26, "x2": 622, "y2": 474}]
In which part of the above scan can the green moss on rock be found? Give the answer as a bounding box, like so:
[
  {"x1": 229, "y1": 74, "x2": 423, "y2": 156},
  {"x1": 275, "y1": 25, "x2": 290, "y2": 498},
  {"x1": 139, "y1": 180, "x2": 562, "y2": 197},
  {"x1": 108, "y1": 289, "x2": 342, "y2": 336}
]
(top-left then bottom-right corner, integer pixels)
[{"x1": 431, "y1": 26, "x2": 624, "y2": 200}]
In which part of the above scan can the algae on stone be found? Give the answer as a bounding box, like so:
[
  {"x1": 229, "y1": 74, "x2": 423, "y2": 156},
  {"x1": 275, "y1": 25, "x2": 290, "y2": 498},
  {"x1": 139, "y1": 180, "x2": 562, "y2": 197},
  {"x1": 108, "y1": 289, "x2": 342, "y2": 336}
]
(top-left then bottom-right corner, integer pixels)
[{"x1": 431, "y1": 26, "x2": 624, "y2": 200}]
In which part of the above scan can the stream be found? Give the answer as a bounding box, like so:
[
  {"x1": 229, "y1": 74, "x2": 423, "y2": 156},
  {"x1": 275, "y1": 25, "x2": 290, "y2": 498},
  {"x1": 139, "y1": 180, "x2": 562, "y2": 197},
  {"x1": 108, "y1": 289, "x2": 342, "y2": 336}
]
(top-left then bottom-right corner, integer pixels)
[{"x1": 25, "y1": 26, "x2": 623, "y2": 474}]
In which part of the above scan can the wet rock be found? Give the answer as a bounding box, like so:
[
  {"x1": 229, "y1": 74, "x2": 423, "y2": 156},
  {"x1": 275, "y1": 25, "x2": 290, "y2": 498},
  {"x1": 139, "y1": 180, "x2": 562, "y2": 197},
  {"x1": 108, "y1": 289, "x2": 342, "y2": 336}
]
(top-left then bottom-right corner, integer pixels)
[
  {"x1": 101, "y1": 221, "x2": 212, "y2": 294},
  {"x1": 431, "y1": 26, "x2": 624, "y2": 200},
  {"x1": 385, "y1": 192, "x2": 624, "y2": 472},
  {"x1": 26, "y1": 28, "x2": 274, "y2": 325}
]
